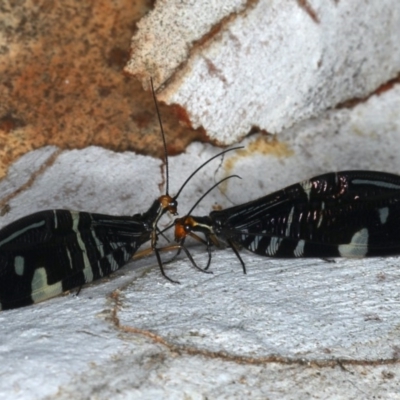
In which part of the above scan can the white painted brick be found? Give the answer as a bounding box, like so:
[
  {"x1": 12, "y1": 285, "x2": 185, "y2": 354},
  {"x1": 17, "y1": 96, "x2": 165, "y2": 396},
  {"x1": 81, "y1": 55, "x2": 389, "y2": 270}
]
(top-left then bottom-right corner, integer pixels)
[
  {"x1": 126, "y1": 0, "x2": 400, "y2": 144},
  {"x1": 125, "y1": 0, "x2": 248, "y2": 89}
]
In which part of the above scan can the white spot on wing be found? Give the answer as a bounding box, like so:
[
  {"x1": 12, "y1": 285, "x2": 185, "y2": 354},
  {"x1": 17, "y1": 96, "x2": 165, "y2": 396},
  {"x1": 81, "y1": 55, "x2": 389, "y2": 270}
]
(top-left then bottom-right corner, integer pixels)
[
  {"x1": 90, "y1": 225, "x2": 105, "y2": 277},
  {"x1": 66, "y1": 247, "x2": 73, "y2": 269},
  {"x1": 110, "y1": 242, "x2": 118, "y2": 251},
  {"x1": 317, "y1": 202, "x2": 325, "y2": 228},
  {"x1": 266, "y1": 236, "x2": 282, "y2": 256},
  {"x1": 31, "y1": 267, "x2": 63, "y2": 304},
  {"x1": 338, "y1": 228, "x2": 369, "y2": 257},
  {"x1": 107, "y1": 254, "x2": 119, "y2": 271},
  {"x1": 249, "y1": 235, "x2": 260, "y2": 252},
  {"x1": 294, "y1": 240, "x2": 305, "y2": 257},
  {"x1": 14, "y1": 256, "x2": 25, "y2": 276},
  {"x1": 285, "y1": 207, "x2": 294, "y2": 237},
  {"x1": 378, "y1": 207, "x2": 389, "y2": 224},
  {"x1": 71, "y1": 212, "x2": 94, "y2": 283},
  {"x1": 121, "y1": 247, "x2": 130, "y2": 262},
  {"x1": 300, "y1": 180, "x2": 313, "y2": 201},
  {"x1": 109, "y1": 246, "x2": 131, "y2": 272}
]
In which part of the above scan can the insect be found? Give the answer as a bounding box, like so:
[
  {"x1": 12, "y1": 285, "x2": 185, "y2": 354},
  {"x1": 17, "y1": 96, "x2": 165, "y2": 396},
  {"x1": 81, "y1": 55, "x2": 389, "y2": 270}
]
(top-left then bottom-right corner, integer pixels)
[
  {"x1": 0, "y1": 79, "x2": 237, "y2": 310},
  {"x1": 174, "y1": 170, "x2": 400, "y2": 272}
]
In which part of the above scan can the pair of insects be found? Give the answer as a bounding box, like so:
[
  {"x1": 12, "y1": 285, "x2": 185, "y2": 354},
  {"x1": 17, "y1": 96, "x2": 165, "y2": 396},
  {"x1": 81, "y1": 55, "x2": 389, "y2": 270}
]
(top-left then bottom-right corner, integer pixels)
[{"x1": 2, "y1": 91, "x2": 400, "y2": 311}]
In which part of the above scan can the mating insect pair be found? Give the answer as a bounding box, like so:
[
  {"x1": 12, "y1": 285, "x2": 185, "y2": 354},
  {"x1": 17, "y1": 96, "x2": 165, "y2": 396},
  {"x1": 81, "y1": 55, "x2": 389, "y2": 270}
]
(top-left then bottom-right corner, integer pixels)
[
  {"x1": 2, "y1": 80, "x2": 400, "y2": 310},
  {"x1": 2, "y1": 160, "x2": 400, "y2": 311}
]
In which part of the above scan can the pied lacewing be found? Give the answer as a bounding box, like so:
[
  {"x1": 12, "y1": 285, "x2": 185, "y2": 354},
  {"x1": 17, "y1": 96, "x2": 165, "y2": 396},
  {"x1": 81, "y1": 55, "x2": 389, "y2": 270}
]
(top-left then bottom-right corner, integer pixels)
[
  {"x1": 0, "y1": 80, "x2": 235, "y2": 310},
  {"x1": 174, "y1": 170, "x2": 400, "y2": 272}
]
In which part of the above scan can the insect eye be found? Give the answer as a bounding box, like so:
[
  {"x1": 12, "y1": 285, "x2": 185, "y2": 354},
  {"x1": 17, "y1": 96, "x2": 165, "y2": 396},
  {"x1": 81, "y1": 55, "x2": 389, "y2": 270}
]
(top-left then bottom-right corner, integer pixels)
[
  {"x1": 169, "y1": 199, "x2": 178, "y2": 215},
  {"x1": 159, "y1": 195, "x2": 178, "y2": 215}
]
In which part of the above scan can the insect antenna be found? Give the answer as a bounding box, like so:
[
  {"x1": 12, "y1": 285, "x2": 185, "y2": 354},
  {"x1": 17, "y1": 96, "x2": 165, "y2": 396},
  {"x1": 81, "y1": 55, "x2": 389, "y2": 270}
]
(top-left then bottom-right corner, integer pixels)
[
  {"x1": 150, "y1": 77, "x2": 170, "y2": 196},
  {"x1": 150, "y1": 78, "x2": 241, "y2": 212},
  {"x1": 172, "y1": 147, "x2": 243, "y2": 201},
  {"x1": 186, "y1": 174, "x2": 242, "y2": 216}
]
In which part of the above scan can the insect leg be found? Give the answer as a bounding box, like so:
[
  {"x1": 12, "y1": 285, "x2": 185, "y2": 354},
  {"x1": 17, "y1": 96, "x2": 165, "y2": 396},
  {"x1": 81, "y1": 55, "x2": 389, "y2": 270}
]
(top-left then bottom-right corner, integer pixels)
[
  {"x1": 153, "y1": 246, "x2": 180, "y2": 284},
  {"x1": 132, "y1": 247, "x2": 155, "y2": 260},
  {"x1": 174, "y1": 243, "x2": 213, "y2": 275},
  {"x1": 321, "y1": 258, "x2": 336, "y2": 263},
  {"x1": 75, "y1": 286, "x2": 83, "y2": 297},
  {"x1": 158, "y1": 242, "x2": 212, "y2": 273},
  {"x1": 204, "y1": 237, "x2": 213, "y2": 271},
  {"x1": 156, "y1": 226, "x2": 171, "y2": 243},
  {"x1": 227, "y1": 239, "x2": 247, "y2": 274}
]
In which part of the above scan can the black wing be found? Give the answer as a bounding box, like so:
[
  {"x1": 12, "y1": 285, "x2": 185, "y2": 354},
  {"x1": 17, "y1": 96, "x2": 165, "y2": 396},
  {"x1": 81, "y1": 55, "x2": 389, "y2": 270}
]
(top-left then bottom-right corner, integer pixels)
[
  {"x1": 0, "y1": 210, "x2": 150, "y2": 309},
  {"x1": 211, "y1": 171, "x2": 400, "y2": 258}
]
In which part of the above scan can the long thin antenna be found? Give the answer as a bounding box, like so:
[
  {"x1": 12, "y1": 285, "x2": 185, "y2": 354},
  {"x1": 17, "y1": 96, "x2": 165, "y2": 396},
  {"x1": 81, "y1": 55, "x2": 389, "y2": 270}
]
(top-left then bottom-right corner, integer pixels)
[
  {"x1": 186, "y1": 174, "x2": 241, "y2": 216},
  {"x1": 150, "y1": 78, "x2": 169, "y2": 196},
  {"x1": 173, "y1": 147, "x2": 244, "y2": 200}
]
